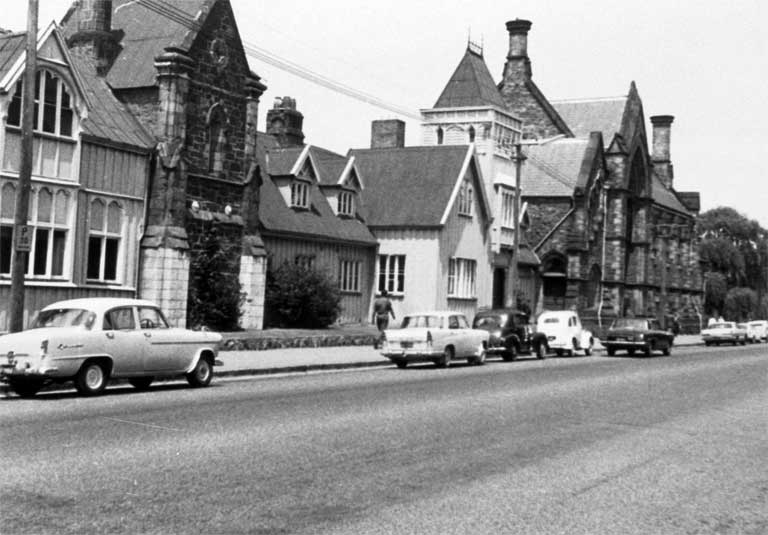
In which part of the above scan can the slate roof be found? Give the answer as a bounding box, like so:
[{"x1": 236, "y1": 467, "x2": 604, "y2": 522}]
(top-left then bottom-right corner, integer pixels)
[
  {"x1": 651, "y1": 175, "x2": 691, "y2": 214},
  {"x1": 0, "y1": 32, "x2": 24, "y2": 79},
  {"x1": 434, "y1": 47, "x2": 506, "y2": 109},
  {"x1": 265, "y1": 147, "x2": 304, "y2": 176},
  {"x1": 70, "y1": 52, "x2": 154, "y2": 149},
  {"x1": 256, "y1": 135, "x2": 377, "y2": 246},
  {"x1": 60, "y1": 0, "x2": 212, "y2": 89},
  {"x1": 350, "y1": 145, "x2": 474, "y2": 228},
  {"x1": 521, "y1": 139, "x2": 590, "y2": 197},
  {"x1": 552, "y1": 97, "x2": 627, "y2": 142}
]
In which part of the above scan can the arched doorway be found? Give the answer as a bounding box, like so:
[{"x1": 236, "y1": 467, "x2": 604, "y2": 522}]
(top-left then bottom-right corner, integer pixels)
[{"x1": 541, "y1": 253, "x2": 567, "y2": 310}]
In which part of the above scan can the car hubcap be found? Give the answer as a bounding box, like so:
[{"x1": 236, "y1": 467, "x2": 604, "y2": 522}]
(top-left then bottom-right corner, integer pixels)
[
  {"x1": 86, "y1": 366, "x2": 103, "y2": 389},
  {"x1": 197, "y1": 362, "x2": 210, "y2": 381}
]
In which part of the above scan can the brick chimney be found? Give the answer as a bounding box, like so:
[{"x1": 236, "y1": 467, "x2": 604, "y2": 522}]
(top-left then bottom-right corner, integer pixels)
[
  {"x1": 503, "y1": 19, "x2": 533, "y2": 80},
  {"x1": 651, "y1": 115, "x2": 674, "y2": 189},
  {"x1": 371, "y1": 119, "x2": 405, "y2": 149},
  {"x1": 67, "y1": 0, "x2": 121, "y2": 75},
  {"x1": 266, "y1": 96, "x2": 305, "y2": 147}
]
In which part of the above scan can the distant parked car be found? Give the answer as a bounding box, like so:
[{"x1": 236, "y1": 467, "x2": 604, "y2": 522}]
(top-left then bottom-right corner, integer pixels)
[
  {"x1": 535, "y1": 310, "x2": 594, "y2": 356},
  {"x1": 381, "y1": 311, "x2": 488, "y2": 368},
  {"x1": 746, "y1": 320, "x2": 768, "y2": 342},
  {"x1": 472, "y1": 308, "x2": 549, "y2": 360},
  {"x1": 603, "y1": 317, "x2": 674, "y2": 357},
  {"x1": 701, "y1": 321, "x2": 747, "y2": 346},
  {"x1": 0, "y1": 298, "x2": 223, "y2": 398}
]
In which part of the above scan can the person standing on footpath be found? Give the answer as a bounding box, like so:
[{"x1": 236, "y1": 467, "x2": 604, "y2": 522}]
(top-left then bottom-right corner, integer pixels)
[{"x1": 372, "y1": 289, "x2": 396, "y2": 349}]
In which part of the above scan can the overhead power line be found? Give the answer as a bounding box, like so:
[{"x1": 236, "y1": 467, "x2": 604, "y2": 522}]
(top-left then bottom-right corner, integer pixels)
[{"x1": 131, "y1": 0, "x2": 422, "y2": 120}]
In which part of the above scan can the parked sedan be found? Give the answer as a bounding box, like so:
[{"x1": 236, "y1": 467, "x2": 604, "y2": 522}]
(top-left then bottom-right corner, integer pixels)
[
  {"x1": 603, "y1": 317, "x2": 674, "y2": 356},
  {"x1": 747, "y1": 320, "x2": 768, "y2": 342},
  {"x1": 535, "y1": 310, "x2": 594, "y2": 356},
  {"x1": 0, "y1": 298, "x2": 223, "y2": 397},
  {"x1": 701, "y1": 322, "x2": 747, "y2": 346},
  {"x1": 381, "y1": 311, "x2": 488, "y2": 368},
  {"x1": 472, "y1": 308, "x2": 549, "y2": 360}
]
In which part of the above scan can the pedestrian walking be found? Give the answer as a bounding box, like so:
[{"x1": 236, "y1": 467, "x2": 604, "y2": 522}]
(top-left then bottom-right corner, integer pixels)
[{"x1": 372, "y1": 290, "x2": 396, "y2": 349}]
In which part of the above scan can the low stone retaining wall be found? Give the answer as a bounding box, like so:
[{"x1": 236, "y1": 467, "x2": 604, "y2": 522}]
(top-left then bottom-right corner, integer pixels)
[{"x1": 222, "y1": 333, "x2": 377, "y2": 351}]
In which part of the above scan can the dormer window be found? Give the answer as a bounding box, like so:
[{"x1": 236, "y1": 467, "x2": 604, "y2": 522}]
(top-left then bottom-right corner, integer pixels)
[
  {"x1": 458, "y1": 179, "x2": 473, "y2": 217},
  {"x1": 291, "y1": 181, "x2": 309, "y2": 208},
  {"x1": 337, "y1": 191, "x2": 354, "y2": 216}
]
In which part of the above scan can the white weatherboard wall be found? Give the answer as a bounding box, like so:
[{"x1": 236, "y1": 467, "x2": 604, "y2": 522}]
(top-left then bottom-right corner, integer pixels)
[{"x1": 372, "y1": 229, "x2": 441, "y2": 321}]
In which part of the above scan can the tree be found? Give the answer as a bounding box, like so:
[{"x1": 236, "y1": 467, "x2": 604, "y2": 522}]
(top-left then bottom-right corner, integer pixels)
[
  {"x1": 265, "y1": 261, "x2": 342, "y2": 328},
  {"x1": 723, "y1": 287, "x2": 758, "y2": 322},
  {"x1": 187, "y1": 227, "x2": 244, "y2": 331}
]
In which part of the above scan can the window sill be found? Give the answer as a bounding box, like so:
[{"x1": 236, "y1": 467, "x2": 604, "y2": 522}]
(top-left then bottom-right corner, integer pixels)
[{"x1": 448, "y1": 296, "x2": 478, "y2": 301}]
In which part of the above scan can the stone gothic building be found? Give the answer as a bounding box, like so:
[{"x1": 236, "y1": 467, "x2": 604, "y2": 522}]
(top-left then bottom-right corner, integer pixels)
[
  {"x1": 61, "y1": 0, "x2": 268, "y2": 328},
  {"x1": 497, "y1": 19, "x2": 703, "y2": 330}
]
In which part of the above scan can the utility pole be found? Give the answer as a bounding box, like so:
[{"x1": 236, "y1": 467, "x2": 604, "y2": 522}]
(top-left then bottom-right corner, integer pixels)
[
  {"x1": 509, "y1": 143, "x2": 525, "y2": 310},
  {"x1": 8, "y1": 0, "x2": 38, "y2": 333}
]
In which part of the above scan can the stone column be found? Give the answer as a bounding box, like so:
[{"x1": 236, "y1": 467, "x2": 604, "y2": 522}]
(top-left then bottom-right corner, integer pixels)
[
  {"x1": 138, "y1": 49, "x2": 195, "y2": 327},
  {"x1": 239, "y1": 73, "x2": 268, "y2": 329}
]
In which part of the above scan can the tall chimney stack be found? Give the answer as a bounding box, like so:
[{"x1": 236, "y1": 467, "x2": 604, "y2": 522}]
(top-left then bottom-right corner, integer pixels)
[
  {"x1": 504, "y1": 19, "x2": 533, "y2": 79},
  {"x1": 266, "y1": 96, "x2": 305, "y2": 147},
  {"x1": 651, "y1": 115, "x2": 674, "y2": 189},
  {"x1": 67, "y1": 0, "x2": 120, "y2": 75},
  {"x1": 371, "y1": 119, "x2": 405, "y2": 149}
]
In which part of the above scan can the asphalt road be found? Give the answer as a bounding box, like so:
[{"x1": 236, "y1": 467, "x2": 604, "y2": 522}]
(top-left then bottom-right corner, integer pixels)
[{"x1": 1, "y1": 345, "x2": 767, "y2": 535}]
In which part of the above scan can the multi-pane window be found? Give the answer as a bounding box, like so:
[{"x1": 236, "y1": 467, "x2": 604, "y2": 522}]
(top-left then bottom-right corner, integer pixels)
[
  {"x1": 501, "y1": 190, "x2": 515, "y2": 227},
  {"x1": 87, "y1": 199, "x2": 122, "y2": 282},
  {"x1": 294, "y1": 254, "x2": 314, "y2": 269},
  {"x1": 3, "y1": 70, "x2": 76, "y2": 180},
  {"x1": 0, "y1": 183, "x2": 71, "y2": 278},
  {"x1": 377, "y1": 254, "x2": 405, "y2": 295},
  {"x1": 448, "y1": 258, "x2": 476, "y2": 298},
  {"x1": 457, "y1": 179, "x2": 473, "y2": 216},
  {"x1": 339, "y1": 259, "x2": 361, "y2": 292},
  {"x1": 291, "y1": 181, "x2": 309, "y2": 208},
  {"x1": 337, "y1": 191, "x2": 354, "y2": 216}
]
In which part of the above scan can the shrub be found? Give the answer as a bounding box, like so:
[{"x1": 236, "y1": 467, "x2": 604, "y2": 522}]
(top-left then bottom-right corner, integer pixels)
[
  {"x1": 187, "y1": 228, "x2": 244, "y2": 331},
  {"x1": 265, "y1": 261, "x2": 342, "y2": 328}
]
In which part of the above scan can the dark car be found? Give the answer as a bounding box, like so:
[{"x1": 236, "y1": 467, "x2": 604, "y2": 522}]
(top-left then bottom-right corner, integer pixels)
[
  {"x1": 603, "y1": 317, "x2": 674, "y2": 357},
  {"x1": 472, "y1": 309, "x2": 548, "y2": 360}
]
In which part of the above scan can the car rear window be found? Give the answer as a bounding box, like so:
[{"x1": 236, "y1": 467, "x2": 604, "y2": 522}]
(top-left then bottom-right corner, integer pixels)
[
  {"x1": 611, "y1": 318, "x2": 649, "y2": 330},
  {"x1": 401, "y1": 315, "x2": 442, "y2": 328},
  {"x1": 473, "y1": 314, "x2": 505, "y2": 329},
  {"x1": 33, "y1": 308, "x2": 96, "y2": 330}
]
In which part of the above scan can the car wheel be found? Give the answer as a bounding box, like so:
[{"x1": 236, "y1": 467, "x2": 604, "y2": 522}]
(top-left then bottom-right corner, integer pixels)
[
  {"x1": 129, "y1": 377, "x2": 154, "y2": 390},
  {"x1": 9, "y1": 378, "x2": 43, "y2": 398},
  {"x1": 187, "y1": 357, "x2": 213, "y2": 387},
  {"x1": 75, "y1": 361, "x2": 108, "y2": 396},
  {"x1": 436, "y1": 346, "x2": 453, "y2": 368},
  {"x1": 471, "y1": 344, "x2": 487, "y2": 366},
  {"x1": 607, "y1": 347, "x2": 616, "y2": 356},
  {"x1": 584, "y1": 338, "x2": 593, "y2": 356},
  {"x1": 535, "y1": 343, "x2": 547, "y2": 359},
  {"x1": 502, "y1": 343, "x2": 518, "y2": 362},
  {"x1": 662, "y1": 344, "x2": 671, "y2": 356},
  {"x1": 394, "y1": 360, "x2": 408, "y2": 369},
  {"x1": 628, "y1": 348, "x2": 636, "y2": 356},
  {"x1": 704, "y1": 341, "x2": 711, "y2": 346},
  {"x1": 555, "y1": 349, "x2": 564, "y2": 357}
]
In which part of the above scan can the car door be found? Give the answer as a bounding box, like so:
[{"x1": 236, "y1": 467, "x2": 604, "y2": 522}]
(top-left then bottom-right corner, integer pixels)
[
  {"x1": 102, "y1": 306, "x2": 147, "y2": 376},
  {"x1": 137, "y1": 306, "x2": 186, "y2": 372}
]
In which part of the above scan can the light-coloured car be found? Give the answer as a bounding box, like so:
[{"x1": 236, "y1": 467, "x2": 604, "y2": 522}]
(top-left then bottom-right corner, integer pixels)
[
  {"x1": 0, "y1": 298, "x2": 223, "y2": 397},
  {"x1": 381, "y1": 311, "x2": 489, "y2": 368},
  {"x1": 535, "y1": 310, "x2": 594, "y2": 356},
  {"x1": 701, "y1": 321, "x2": 747, "y2": 346},
  {"x1": 746, "y1": 320, "x2": 767, "y2": 343}
]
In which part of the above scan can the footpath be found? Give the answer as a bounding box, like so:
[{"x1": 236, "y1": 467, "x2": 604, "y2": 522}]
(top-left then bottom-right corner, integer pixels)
[{"x1": 216, "y1": 327, "x2": 704, "y2": 378}]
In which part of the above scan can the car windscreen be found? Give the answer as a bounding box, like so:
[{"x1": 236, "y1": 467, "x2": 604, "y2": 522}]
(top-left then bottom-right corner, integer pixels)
[
  {"x1": 710, "y1": 323, "x2": 733, "y2": 329},
  {"x1": 401, "y1": 315, "x2": 442, "y2": 328},
  {"x1": 32, "y1": 308, "x2": 96, "y2": 330},
  {"x1": 611, "y1": 318, "x2": 648, "y2": 330},
  {"x1": 473, "y1": 314, "x2": 506, "y2": 329}
]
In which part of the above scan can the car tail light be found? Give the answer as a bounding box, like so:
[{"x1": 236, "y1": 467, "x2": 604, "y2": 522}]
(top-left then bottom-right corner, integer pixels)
[{"x1": 426, "y1": 331, "x2": 433, "y2": 349}]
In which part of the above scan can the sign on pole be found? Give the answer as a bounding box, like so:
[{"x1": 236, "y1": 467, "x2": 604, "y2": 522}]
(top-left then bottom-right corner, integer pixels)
[{"x1": 15, "y1": 224, "x2": 31, "y2": 252}]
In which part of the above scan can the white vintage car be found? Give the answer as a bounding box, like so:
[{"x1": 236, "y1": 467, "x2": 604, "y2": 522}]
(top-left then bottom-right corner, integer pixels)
[
  {"x1": 535, "y1": 310, "x2": 594, "y2": 356},
  {"x1": 0, "y1": 298, "x2": 223, "y2": 397},
  {"x1": 381, "y1": 311, "x2": 489, "y2": 368},
  {"x1": 745, "y1": 320, "x2": 767, "y2": 343},
  {"x1": 701, "y1": 321, "x2": 747, "y2": 346}
]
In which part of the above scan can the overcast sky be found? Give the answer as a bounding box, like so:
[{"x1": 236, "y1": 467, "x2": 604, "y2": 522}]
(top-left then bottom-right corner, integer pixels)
[{"x1": 7, "y1": 1, "x2": 767, "y2": 228}]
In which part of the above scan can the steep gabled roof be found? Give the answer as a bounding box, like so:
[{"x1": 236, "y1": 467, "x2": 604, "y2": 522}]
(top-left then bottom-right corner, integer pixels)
[
  {"x1": 70, "y1": 53, "x2": 154, "y2": 149},
  {"x1": 522, "y1": 138, "x2": 591, "y2": 197},
  {"x1": 256, "y1": 135, "x2": 377, "y2": 246},
  {"x1": 351, "y1": 145, "x2": 486, "y2": 228},
  {"x1": 0, "y1": 32, "x2": 24, "y2": 80},
  {"x1": 60, "y1": 0, "x2": 214, "y2": 89},
  {"x1": 553, "y1": 96, "x2": 628, "y2": 142},
  {"x1": 651, "y1": 175, "x2": 692, "y2": 215},
  {"x1": 434, "y1": 47, "x2": 506, "y2": 109}
]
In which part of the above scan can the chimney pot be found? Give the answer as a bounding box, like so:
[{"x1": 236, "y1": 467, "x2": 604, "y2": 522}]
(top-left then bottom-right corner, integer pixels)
[
  {"x1": 505, "y1": 19, "x2": 532, "y2": 58},
  {"x1": 651, "y1": 115, "x2": 674, "y2": 189}
]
